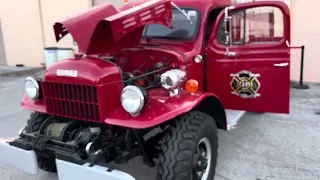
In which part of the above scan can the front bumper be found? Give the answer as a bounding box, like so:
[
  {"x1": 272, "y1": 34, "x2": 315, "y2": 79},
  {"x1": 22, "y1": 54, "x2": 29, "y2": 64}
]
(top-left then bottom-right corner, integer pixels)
[
  {"x1": 0, "y1": 140, "x2": 38, "y2": 174},
  {"x1": 0, "y1": 140, "x2": 135, "y2": 180}
]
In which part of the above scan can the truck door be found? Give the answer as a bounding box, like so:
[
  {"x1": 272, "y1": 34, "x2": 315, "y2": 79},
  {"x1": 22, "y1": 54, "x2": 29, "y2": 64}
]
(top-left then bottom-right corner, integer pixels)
[{"x1": 206, "y1": 1, "x2": 290, "y2": 113}]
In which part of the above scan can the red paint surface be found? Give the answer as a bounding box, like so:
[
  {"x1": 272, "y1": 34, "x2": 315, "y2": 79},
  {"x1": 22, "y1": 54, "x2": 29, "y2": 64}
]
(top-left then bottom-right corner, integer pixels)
[
  {"x1": 54, "y1": 0, "x2": 173, "y2": 54},
  {"x1": 21, "y1": 94, "x2": 46, "y2": 113},
  {"x1": 206, "y1": 1, "x2": 291, "y2": 113},
  {"x1": 22, "y1": 0, "x2": 291, "y2": 129},
  {"x1": 23, "y1": 57, "x2": 123, "y2": 123},
  {"x1": 105, "y1": 89, "x2": 218, "y2": 128},
  {"x1": 43, "y1": 57, "x2": 122, "y2": 85},
  {"x1": 45, "y1": 57, "x2": 123, "y2": 123}
]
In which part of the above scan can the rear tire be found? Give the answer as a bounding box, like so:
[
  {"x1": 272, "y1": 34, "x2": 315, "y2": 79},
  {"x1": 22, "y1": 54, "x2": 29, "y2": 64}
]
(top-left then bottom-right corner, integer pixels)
[
  {"x1": 24, "y1": 112, "x2": 57, "y2": 173},
  {"x1": 156, "y1": 111, "x2": 218, "y2": 180}
]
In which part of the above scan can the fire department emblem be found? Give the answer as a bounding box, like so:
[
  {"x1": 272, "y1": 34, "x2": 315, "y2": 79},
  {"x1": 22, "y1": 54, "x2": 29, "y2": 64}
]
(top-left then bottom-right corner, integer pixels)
[{"x1": 230, "y1": 70, "x2": 261, "y2": 98}]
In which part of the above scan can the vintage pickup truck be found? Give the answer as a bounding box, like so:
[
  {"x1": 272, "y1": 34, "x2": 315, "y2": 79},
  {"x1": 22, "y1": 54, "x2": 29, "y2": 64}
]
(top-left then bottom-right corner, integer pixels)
[{"x1": 0, "y1": 0, "x2": 290, "y2": 179}]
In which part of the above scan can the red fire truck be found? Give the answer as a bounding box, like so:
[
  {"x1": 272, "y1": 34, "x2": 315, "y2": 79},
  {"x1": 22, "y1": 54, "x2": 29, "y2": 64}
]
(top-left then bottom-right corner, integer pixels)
[{"x1": 0, "y1": 0, "x2": 290, "y2": 179}]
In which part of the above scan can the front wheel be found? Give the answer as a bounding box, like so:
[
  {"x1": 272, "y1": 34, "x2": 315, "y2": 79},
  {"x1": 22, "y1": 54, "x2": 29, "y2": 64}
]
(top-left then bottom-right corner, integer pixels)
[
  {"x1": 156, "y1": 111, "x2": 218, "y2": 180},
  {"x1": 25, "y1": 112, "x2": 57, "y2": 173}
]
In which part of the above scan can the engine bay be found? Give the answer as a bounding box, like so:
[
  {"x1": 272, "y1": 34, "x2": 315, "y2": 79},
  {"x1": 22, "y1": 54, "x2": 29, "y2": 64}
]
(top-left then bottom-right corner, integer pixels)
[
  {"x1": 122, "y1": 61, "x2": 169, "y2": 89},
  {"x1": 99, "y1": 47, "x2": 178, "y2": 89}
]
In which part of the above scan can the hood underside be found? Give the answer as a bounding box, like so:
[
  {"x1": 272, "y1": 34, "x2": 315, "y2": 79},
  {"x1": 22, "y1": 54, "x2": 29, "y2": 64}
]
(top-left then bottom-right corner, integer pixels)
[{"x1": 54, "y1": 0, "x2": 173, "y2": 55}]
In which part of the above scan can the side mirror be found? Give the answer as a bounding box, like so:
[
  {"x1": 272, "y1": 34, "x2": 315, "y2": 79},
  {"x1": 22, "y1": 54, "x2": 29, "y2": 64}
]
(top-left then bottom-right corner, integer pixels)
[{"x1": 224, "y1": 6, "x2": 236, "y2": 57}]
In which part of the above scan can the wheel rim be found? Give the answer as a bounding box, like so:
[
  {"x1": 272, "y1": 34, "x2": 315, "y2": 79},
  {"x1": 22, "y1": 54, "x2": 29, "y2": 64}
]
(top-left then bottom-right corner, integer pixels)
[{"x1": 193, "y1": 137, "x2": 212, "y2": 180}]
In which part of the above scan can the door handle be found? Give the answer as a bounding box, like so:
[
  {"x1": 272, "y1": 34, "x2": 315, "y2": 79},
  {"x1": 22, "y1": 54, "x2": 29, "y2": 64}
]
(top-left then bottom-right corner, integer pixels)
[
  {"x1": 225, "y1": 51, "x2": 236, "y2": 57},
  {"x1": 273, "y1": 62, "x2": 289, "y2": 67}
]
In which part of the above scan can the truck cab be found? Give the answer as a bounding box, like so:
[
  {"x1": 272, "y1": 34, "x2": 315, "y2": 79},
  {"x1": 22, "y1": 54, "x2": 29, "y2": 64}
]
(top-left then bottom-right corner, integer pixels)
[{"x1": 138, "y1": 0, "x2": 291, "y2": 114}]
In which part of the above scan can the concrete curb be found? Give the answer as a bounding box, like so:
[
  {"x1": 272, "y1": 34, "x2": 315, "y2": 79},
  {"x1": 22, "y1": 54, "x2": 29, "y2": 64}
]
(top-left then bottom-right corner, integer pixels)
[
  {"x1": 0, "y1": 67, "x2": 45, "y2": 77},
  {"x1": 290, "y1": 80, "x2": 320, "y2": 87}
]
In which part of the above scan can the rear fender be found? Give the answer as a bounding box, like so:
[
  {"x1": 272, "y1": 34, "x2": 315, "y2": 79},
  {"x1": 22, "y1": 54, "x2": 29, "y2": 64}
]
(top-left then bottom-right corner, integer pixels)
[{"x1": 105, "y1": 89, "x2": 227, "y2": 129}]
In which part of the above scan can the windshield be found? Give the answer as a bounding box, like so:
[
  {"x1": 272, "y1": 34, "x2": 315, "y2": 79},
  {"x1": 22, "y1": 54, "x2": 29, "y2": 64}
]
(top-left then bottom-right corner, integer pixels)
[{"x1": 142, "y1": 8, "x2": 200, "y2": 40}]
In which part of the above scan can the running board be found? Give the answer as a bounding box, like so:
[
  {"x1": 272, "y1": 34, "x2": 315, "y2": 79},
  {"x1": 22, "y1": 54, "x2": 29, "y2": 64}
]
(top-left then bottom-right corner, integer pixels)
[{"x1": 225, "y1": 110, "x2": 246, "y2": 130}]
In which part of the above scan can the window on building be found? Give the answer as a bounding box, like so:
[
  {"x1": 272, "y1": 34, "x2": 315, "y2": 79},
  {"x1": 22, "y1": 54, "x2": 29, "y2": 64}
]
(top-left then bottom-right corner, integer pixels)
[{"x1": 218, "y1": 6, "x2": 284, "y2": 45}]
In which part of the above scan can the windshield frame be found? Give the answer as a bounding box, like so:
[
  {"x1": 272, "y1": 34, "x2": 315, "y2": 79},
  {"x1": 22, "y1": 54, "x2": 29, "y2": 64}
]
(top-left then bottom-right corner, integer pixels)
[{"x1": 141, "y1": 7, "x2": 202, "y2": 41}]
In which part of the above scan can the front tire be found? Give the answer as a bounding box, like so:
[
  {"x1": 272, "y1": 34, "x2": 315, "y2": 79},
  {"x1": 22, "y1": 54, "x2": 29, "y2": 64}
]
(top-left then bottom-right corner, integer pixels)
[
  {"x1": 156, "y1": 111, "x2": 218, "y2": 180},
  {"x1": 25, "y1": 112, "x2": 49, "y2": 133},
  {"x1": 24, "y1": 112, "x2": 57, "y2": 173},
  {"x1": 37, "y1": 153, "x2": 57, "y2": 173}
]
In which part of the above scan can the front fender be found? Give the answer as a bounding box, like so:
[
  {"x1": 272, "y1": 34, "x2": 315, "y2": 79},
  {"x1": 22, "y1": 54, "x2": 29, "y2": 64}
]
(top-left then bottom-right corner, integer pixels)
[
  {"x1": 105, "y1": 89, "x2": 223, "y2": 129},
  {"x1": 21, "y1": 94, "x2": 46, "y2": 113}
]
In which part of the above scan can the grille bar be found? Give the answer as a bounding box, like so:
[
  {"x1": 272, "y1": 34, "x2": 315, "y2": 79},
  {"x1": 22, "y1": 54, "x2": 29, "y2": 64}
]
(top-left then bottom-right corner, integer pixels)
[{"x1": 42, "y1": 81, "x2": 100, "y2": 122}]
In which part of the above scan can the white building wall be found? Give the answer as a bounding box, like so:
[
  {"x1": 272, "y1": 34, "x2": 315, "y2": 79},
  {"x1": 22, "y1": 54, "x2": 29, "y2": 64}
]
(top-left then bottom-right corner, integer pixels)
[
  {"x1": 40, "y1": 0, "x2": 91, "y2": 51},
  {"x1": 290, "y1": 0, "x2": 320, "y2": 83},
  {"x1": 93, "y1": 0, "x2": 137, "y2": 8},
  {"x1": 0, "y1": 0, "x2": 44, "y2": 67}
]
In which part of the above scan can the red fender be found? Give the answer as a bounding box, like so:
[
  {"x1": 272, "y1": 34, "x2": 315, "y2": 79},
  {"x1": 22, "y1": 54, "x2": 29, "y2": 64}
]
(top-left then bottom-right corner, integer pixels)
[
  {"x1": 105, "y1": 89, "x2": 224, "y2": 129},
  {"x1": 21, "y1": 89, "x2": 226, "y2": 129},
  {"x1": 21, "y1": 94, "x2": 46, "y2": 113}
]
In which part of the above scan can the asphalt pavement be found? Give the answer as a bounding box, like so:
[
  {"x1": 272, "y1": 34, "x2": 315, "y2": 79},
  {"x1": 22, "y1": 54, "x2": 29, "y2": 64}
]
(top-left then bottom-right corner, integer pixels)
[{"x1": 0, "y1": 73, "x2": 320, "y2": 180}]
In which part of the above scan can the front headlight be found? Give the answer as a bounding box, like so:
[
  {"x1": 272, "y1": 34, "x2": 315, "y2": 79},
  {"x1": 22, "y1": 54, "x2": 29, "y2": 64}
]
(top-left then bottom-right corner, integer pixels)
[
  {"x1": 25, "y1": 77, "x2": 40, "y2": 100},
  {"x1": 121, "y1": 85, "x2": 147, "y2": 116}
]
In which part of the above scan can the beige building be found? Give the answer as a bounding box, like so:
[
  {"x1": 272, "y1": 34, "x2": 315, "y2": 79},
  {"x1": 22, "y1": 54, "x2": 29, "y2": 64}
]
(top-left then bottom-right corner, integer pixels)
[
  {"x1": 0, "y1": 0, "x2": 318, "y2": 83},
  {"x1": 0, "y1": 0, "x2": 131, "y2": 68}
]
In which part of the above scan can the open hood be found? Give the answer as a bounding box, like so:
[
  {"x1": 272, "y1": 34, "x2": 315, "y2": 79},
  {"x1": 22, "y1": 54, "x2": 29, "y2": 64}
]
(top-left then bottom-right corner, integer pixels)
[{"x1": 53, "y1": 0, "x2": 173, "y2": 55}]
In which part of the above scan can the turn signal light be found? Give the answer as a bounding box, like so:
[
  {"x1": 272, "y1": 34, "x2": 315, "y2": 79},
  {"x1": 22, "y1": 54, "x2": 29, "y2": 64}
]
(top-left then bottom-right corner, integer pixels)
[
  {"x1": 124, "y1": 0, "x2": 129, "y2": 3},
  {"x1": 185, "y1": 79, "x2": 198, "y2": 93}
]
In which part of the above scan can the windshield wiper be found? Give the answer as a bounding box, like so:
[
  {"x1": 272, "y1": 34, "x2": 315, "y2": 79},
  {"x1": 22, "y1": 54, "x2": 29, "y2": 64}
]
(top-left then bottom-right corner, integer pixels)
[{"x1": 171, "y1": 2, "x2": 193, "y2": 24}]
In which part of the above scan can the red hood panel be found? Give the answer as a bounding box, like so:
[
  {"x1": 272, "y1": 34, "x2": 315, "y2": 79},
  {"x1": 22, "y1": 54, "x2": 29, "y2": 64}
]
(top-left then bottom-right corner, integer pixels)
[
  {"x1": 54, "y1": 0, "x2": 172, "y2": 55},
  {"x1": 43, "y1": 57, "x2": 122, "y2": 85}
]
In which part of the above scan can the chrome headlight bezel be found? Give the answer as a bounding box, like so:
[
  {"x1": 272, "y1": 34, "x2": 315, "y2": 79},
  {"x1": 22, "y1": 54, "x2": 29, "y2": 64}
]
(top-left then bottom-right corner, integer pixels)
[
  {"x1": 160, "y1": 69, "x2": 186, "y2": 90},
  {"x1": 120, "y1": 85, "x2": 147, "y2": 116},
  {"x1": 24, "y1": 77, "x2": 40, "y2": 100}
]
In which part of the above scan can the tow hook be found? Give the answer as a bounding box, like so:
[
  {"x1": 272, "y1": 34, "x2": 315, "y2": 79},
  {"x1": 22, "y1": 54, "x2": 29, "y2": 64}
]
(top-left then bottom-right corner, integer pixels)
[{"x1": 85, "y1": 142, "x2": 105, "y2": 167}]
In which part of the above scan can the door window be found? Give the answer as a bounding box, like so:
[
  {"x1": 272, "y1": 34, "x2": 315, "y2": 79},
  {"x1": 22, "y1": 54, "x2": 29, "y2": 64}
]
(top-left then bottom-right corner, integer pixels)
[{"x1": 218, "y1": 6, "x2": 284, "y2": 45}]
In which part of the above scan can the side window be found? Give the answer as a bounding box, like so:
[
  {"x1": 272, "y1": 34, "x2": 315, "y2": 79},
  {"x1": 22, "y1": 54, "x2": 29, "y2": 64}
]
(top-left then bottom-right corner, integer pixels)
[{"x1": 218, "y1": 6, "x2": 284, "y2": 45}]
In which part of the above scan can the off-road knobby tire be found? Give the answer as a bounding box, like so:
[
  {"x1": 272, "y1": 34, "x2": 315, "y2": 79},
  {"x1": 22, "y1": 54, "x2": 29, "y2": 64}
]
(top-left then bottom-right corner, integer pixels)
[
  {"x1": 25, "y1": 112, "x2": 49, "y2": 133},
  {"x1": 37, "y1": 154, "x2": 57, "y2": 173},
  {"x1": 24, "y1": 112, "x2": 57, "y2": 173},
  {"x1": 156, "y1": 111, "x2": 218, "y2": 180}
]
